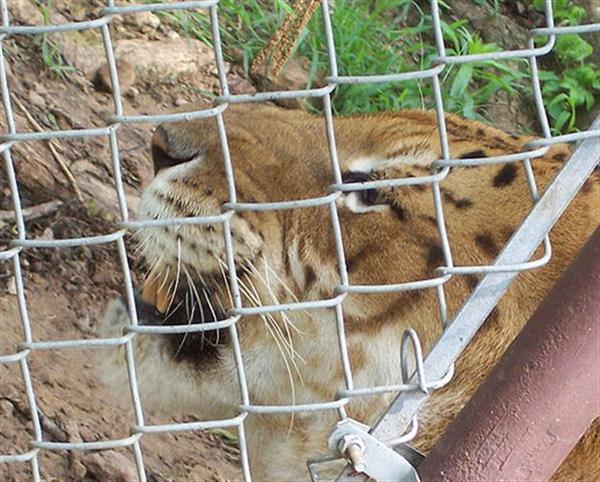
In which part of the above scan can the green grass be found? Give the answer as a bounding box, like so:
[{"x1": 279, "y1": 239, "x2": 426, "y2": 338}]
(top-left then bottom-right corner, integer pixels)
[
  {"x1": 35, "y1": 0, "x2": 75, "y2": 79},
  {"x1": 150, "y1": 1, "x2": 599, "y2": 134}
]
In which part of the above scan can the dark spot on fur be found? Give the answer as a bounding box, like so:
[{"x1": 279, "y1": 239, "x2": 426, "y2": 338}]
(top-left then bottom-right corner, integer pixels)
[
  {"x1": 207, "y1": 225, "x2": 215, "y2": 232},
  {"x1": 171, "y1": 177, "x2": 201, "y2": 189},
  {"x1": 581, "y1": 179, "x2": 592, "y2": 193},
  {"x1": 492, "y1": 136, "x2": 512, "y2": 150},
  {"x1": 204, "y1": 187, "x2": 213, "y2": 196},
  {"x1": 408, "y1": 290, "x2": 422, "y2": 302},
  {"x1": 475, "y1": 232, "x2": 498, "y2": 258},
  {"x1": 154, "y1": 191, "x2": 190, "y2": 214},
  {"x1": 390, "y1": 202, "x2": 407, "y2": 221},
  {"x1": 477, "y1": 128, "x2": 485, "y2": 136},
  {"x1": 510, "y1": 133, "x2": 520, "y2": 140},
  {"x1": 493, "y1": 164, "x2": 517, "y2": 187},
  {"x1": 406, "y1": 174, "x2": 427, "y2": 192},
  {"x1": 460, "y1": 149, "x2": 487, "y2": 160},
  {"x1": 190, "y1": 243, "x2": 197, "y2": 251},
  {"x1": 465, "y1": 274, "x2": 479, "y2": 290},
  {"x1": 443, "y1": 190, "x2": 473, "y2": 209},
  {"x1": 304, "y1": 265, "x2": 317, "y2": 290},
  {"x1": 424, "y1": 215, "x2": 438, "y2": 226},
  {"x1": 455, "y1": 198, "x2": 473, "y2": 209},
  {"x1": 346, "y1": 244, "x2": 375, "y2": 273},
  {"x1": 553, "y1": 152, "x2": 568, "y2": 163},
  {"x1": 426, "y1": 242, "x2": 445, "y2": 269},
  {"x1": 486, "y1": 307, "x2": 500, "y2": 325}
]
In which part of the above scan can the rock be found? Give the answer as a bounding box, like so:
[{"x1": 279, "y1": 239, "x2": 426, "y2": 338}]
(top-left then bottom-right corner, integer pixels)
[
  {"x1": 73, "y1": 314, "x2": 91, "y2": 333},
  {"x1": 28, "y1": 91, "x2": 46, "y2": 109},
  {"x1": 228, "y1": 67, "x2": 257, "y2": 96},
  {"x1": 95, "y1": 59, "x2": 136, "y2": 93},
  {"x1": 92, "y1": 268, "x2": 114, "y2": 285},
  {"x1": 7, "y1": 276, "x2": 17, "y2": 295},
  {"x1": 39, "y1": 412, "x2": 69, "y2": 442},
  {"x1": 63, "y1": 420, "x2": 83, "y2": 443},
  {"x1": 78, "y1": 425, "x2": 96, "y2": 442},
  {"x1": 38, "y1": 370, "x2": 57, "y2": 388},
  {"x1": 125, "y1": 86, "x2": 139, "y2": 99},
  {"x1": 70, "y1": 458, "x2": 87, "y2": 479},
  {"x1": 0, "y1": 399, "x2": 14, "y2": 417},
  {"x1": 10, "y1": 0, "x2": 70, "y2": 25},
  {"x1": 62, "y1": 34, "x2": 224, "y2": 86},
  {"x1": 9, "y1": 0, "x2": 42, "y2": 25},
  {"x1": 53, "y1": 0, "x2": 90, "y2": 22},
  {"x1": 116, "y1": 38, "x2": 222, "y2": 82},
  {"x1": 250, "y1": 56, "x2": 320, "y2": 109},
  {"x1": 83, "y1": 452, "x2": 138, "y2": 482},
  {"x1": 123, "y1": 11, "x2": 160, "y2": 32},
  {"x1": 485, "y1": 89, "x2": 533, "y2": 133},
  {"x1": 38, "y1": 227, "x2": 54, "y2": 241}
]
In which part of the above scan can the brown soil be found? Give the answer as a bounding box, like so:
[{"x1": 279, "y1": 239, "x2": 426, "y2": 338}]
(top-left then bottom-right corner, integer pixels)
[{"x1": 0, "y1": 2, "x2": 246, "y2": 481}]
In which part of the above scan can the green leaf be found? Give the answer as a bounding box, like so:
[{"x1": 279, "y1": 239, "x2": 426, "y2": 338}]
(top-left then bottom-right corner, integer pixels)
[
  {"x1": 450, "y1": 64, "x2": 473, "y2": 98},
  {"x1": 555, "y1": 35, "x2": 594, "y2": 62}
]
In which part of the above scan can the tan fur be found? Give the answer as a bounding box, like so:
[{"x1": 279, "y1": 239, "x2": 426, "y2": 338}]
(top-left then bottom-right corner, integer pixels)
[{"x1": 99, "y1": 104, "x2": 599, "y2": 481}]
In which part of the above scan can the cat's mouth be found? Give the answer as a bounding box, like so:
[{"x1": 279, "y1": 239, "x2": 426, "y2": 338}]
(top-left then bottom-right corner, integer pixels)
[{"x1": 136, "y1": 273, "x2": 230, "y2": 365}]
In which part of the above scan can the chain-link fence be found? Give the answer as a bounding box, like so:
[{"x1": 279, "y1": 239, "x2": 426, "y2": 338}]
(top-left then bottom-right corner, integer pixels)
[{"x1": 1, "y1": 0, "x2": 599, "y2": 481}]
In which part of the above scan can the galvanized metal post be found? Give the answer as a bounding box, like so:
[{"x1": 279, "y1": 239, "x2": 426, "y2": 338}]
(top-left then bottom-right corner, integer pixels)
[{"x1": 418, "y1": 227, "x2": 600, "y2": 482}]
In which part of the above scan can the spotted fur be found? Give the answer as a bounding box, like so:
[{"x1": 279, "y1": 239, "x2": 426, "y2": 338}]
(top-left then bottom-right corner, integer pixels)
[{"x1": 100, "y1": 104, "x2": 599, "y2": 481}]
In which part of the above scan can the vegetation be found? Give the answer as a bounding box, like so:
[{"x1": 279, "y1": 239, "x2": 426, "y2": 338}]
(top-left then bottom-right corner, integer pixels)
[
  {"x1": 531, "y1": 0, "x2": 599, "y2": 133},
  {"x1": 35, "y1": 0, "x2": 75, "y2": 79},
  {"x1": 137, "y1": 1, "x2": 600, "y2": 134}
]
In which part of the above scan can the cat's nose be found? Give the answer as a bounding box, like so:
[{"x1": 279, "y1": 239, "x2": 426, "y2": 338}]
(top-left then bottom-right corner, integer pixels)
[{"x1": 151, "y1": 125, "x2": 196, "y2": 174}]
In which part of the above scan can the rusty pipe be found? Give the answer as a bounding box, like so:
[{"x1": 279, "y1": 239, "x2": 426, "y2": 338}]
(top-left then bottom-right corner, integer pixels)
[{"x1": 418, "y1": 227, "x2": 600, "y2": 482}]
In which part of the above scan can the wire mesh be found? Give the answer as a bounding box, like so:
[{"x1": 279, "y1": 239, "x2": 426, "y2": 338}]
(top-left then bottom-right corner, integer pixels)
[{"x1": 0, "y1": 1, "x2": 598, "y2": 481}]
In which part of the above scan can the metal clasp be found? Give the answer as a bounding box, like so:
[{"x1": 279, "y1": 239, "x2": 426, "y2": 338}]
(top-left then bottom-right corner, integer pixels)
[{"x1": 329, "y1": 419, "x2": 421, "y2": 482}]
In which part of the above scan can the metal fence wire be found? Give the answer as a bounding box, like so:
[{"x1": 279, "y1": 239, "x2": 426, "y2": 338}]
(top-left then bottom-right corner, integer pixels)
[{"x1": 1, "y1": 0, "x2": 599, "y2": 480}]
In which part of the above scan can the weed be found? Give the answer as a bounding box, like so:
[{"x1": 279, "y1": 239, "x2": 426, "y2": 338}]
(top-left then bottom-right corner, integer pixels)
[
  {"x1": 156, "y1": 0, "x2": 596, "y2": 133},
  {"x1": 531, "y1": 0, "x2": 598, "y2": 133},
  {"x1": 35, "y1": 0, "x2": 75, "y2": 79}
]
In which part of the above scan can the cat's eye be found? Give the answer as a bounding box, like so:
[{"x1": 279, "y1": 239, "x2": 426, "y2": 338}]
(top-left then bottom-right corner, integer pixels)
[{"x1": 342, "y1": 171, "x2": 383, "y2": 206}]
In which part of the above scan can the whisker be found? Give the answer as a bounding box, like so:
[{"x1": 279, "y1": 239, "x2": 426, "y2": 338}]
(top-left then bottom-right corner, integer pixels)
[
  {"x1": 241, "y1": 272, "x2": 304, "y2": 381},
  {"x1": 132, "y1": 233, "x2": 153, "y2": 256},
  {"x1": 214, "y1": 257, "x2": 234, "y2": 307},
  {"x1": 166, "y1": 237, "x2": 183, "y2": 312},
  {"x1": 214, "y1": 255, "x2": 298, "y2": 426},
  {"x1": 174, "y1": 266, "x2": 205, "y2": 357},
  {"x1": 243, "y1": 261, "x2": 306, "y2": 367},
  {"x1": 157, "y1": 265, "x2": 171, "y2": 308},
  {"x1": 262, "y1": 255, "x2": 315, "y2": 324},
  {"x1": 202, "y1": 288, "x2": 220, "y2": 347},
  {"x1": 160, "y1": 298, "x2": 185, "y2": 325}
]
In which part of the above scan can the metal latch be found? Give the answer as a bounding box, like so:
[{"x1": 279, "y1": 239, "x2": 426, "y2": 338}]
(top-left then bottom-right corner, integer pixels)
[{"x1": 329, "y1": 419, "x2": 421, "y2": 482}]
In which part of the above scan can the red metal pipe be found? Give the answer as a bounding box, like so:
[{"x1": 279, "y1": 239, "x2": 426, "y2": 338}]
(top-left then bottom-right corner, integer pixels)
[{"x1": 418, "y1": 227, "x2": 600, "y2": 482}]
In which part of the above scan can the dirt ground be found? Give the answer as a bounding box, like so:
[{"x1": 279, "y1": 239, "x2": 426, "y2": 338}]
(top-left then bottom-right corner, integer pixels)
[
  {"x1": 0, "y1": 1, "x2": 596, "y2": 481},
  {"x1": 0, "y1": 1, "x2": 250, "y2": 480}
]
